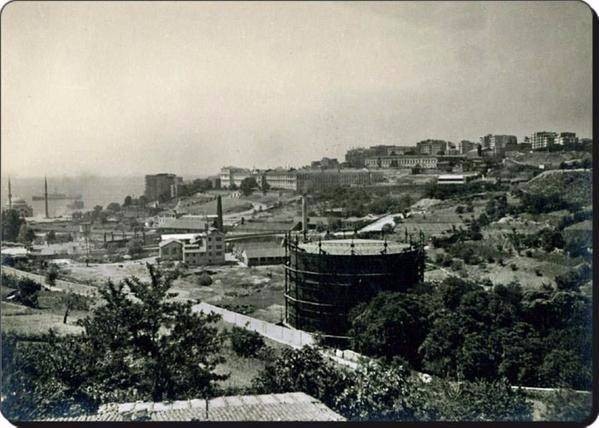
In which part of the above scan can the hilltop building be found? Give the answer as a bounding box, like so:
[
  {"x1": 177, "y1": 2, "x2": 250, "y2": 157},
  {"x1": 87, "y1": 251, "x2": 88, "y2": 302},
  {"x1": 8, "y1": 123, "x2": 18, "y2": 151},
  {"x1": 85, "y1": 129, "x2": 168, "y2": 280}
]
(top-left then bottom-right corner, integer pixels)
[
  {"x1": 262, "y1": 169, "x2": 375, "y2": 193},
  {"x1": 480, "y1": 134, "x2": 517, "y2": 157},
  {"x1": 145, "y1": 173, "x2": 182, "y2": 201},
  {"x1": 556, "y1": 132, "x2": 578, "y2": 146},
  {"x1": 364, "y1": 155, "x2": 438, "y2": 169},
  {"x1": 310, "y1": 157, "x2": 339, "y2": 169},
  {"x1": 219, "y1": 166, "x2": 254, "y2": 189},
  {"x1": 416, "y1": 140, "x2": 448, "y2": 155},
  {"x1": 458, "y1": 140, "x2": 478, "y2": 154},
  {"x1": 530, "y1": 131, "x2": 558, "y2": 150}
]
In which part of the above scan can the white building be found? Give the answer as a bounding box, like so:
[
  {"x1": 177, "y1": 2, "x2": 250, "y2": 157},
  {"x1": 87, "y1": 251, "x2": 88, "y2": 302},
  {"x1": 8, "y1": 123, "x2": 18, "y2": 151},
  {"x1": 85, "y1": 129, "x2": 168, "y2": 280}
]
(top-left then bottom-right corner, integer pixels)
[
  {"x1": 158, "y1": 229, "x2": 225, "y2": 266},
  {"x1": 437, "y1": 173, "x2": 481, "y2": 185},
  {"x1": 364, "y1": 155, "x2": 438, "y2": 169}
]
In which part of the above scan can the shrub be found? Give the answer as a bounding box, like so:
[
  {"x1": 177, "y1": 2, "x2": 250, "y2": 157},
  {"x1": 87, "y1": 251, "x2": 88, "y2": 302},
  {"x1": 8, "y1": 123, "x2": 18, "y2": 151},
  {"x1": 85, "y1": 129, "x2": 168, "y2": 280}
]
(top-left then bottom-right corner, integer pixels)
[
  {"x1": 229, "y1": 326, "x2": 265, "y2": 358},
  {"x1": 197, "y1": 272, "x2": 213, "y2": 286},
  {"x1": 510, "y1": 264, "x2": 518, "y2": 271},
  {"x1": 46, "y1": 264, "x2": 59, "y2": 286}
]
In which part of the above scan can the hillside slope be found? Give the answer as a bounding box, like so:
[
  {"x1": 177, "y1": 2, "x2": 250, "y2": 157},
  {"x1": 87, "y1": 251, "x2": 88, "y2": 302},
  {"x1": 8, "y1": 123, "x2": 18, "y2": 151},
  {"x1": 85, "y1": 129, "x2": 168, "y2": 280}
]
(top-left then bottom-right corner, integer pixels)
[{"x1": 524, "y1": 169, "x2": 591, "y2": 205}]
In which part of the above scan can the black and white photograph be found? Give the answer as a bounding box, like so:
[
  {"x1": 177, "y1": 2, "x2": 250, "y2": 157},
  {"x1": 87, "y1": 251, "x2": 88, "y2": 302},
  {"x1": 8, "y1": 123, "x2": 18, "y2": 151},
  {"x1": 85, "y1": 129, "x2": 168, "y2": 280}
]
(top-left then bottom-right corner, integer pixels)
[{"x1": 0, "y1": 0, "x2": 595, "y2": 424}]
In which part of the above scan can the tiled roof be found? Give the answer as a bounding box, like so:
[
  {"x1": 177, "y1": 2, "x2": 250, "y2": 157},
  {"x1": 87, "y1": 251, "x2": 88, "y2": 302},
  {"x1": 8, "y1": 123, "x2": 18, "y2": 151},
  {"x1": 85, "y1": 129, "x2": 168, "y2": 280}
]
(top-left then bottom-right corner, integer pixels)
[{"x1": 43, "y1": 392, "x2": 345, "y2": 422}]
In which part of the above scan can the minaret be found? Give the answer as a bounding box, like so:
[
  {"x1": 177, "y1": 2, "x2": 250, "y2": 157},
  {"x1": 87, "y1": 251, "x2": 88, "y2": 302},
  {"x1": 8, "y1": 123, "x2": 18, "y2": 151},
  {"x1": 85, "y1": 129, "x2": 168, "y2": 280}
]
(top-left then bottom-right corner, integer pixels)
[
  {"x1": 7, "y1": 177, "x2": 12, "y2": 209},
  {"x1": 44, "y1": 176, "x2": 49, "y2": 218}
]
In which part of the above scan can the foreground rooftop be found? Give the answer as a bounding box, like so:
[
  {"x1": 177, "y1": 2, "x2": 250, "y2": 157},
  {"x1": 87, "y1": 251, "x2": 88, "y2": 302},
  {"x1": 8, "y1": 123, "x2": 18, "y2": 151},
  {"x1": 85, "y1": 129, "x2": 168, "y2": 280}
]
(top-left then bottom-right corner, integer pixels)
[{"x1": 44, "y1": 392, "x2": 345, "y2": 422}]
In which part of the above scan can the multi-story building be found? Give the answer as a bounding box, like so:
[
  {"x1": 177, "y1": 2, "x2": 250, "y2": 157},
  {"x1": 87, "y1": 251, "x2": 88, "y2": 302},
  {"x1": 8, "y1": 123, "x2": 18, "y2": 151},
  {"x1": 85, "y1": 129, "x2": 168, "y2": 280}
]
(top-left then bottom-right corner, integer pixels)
[
  {"x1": 480, "y1": 135, "x2": 517, "y2": 156},
  {"x1": 310, "y1": 157, "x2": 339, "y2": 169},
  {"x1": 264, "y1": 169, "x2": 298, "y2": 191},
  {"x1": 263, "y1": 169, "x2": 374, "y2": 192},
  {"x1": 345, "y1": 148, "x2": 371, "y2": 168},
  {"x1": 416, "y1": 140, "x2": 448, "y2": 155},
  {"x1": 145, "y1": 173, "x2": 182, "y2": 201},
  {"x1": 530, "y1": 131, "x2": 558, "y2": 150},
  {"x1": 458, "y1": 140, "x2": 478, "y2": 154},
  {"x1": 297, "y1": 170, "x2": 373, "y2": 193},
  {"x1": 556, "y1": 132, "x2": 578, "y2": 146},
  {"x1": 386, "y1": 146, "x2": 415, "y2": 156},
  {"x1": 364, "y1": 155, "x2": 438, "y2": 169},
  {"x1": 219, "y1": 166, "x2": 253, "y2": 189},
  {"x1": 158, "y1": 229, "x2": 225, "y2": 266}
]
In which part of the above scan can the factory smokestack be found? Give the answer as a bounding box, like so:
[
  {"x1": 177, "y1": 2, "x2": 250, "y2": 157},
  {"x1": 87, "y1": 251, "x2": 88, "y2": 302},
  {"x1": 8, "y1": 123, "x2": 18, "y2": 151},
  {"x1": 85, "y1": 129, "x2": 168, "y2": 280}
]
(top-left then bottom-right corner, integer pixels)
[
  {"x1": 216, "y1": 195, "x2": 223, "y2": 232},
  {"x1": 44, "y1": 176, "x2": 49, "y2": 218},
  {"x1": 302, "y1": 195, "x2": 307, "y2": 241}
]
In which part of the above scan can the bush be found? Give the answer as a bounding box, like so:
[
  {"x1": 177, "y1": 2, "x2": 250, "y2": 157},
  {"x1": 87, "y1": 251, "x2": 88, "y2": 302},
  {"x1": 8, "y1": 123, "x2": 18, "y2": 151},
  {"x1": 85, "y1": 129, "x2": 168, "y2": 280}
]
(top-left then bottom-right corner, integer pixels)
[
  {"x1": 525, "y1": 250, "x2": 533, "y2": 258},
  {"x1": 197, "y1": 272, "x2": 213, "y2": 286},
  {"x1": 542, "y1": 389, "x2": 592, "y2": 422},
  {"x1": 510, "y1": 264, "x2": 518, "y2": 271},
  {"x1": 46, "y1": 264, "x2": 59, "y2": 286},
  {"x1": 229, "y1": 326, "x2": 265, "y2": 358}
]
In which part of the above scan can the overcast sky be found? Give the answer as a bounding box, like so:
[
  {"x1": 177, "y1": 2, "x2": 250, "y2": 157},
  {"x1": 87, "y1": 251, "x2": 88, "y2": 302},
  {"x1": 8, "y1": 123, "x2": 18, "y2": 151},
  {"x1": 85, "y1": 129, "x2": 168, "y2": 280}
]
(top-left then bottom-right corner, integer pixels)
[{"x1": 1, "y1": 1, "x2": 593, "y2": 177}]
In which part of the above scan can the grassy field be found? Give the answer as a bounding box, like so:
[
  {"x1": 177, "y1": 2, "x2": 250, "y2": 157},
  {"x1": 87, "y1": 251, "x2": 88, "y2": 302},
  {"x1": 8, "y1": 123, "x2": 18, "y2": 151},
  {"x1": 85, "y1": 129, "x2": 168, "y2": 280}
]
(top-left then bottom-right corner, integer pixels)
[
  {"x1": 60, "y1": 258, "x2": 287, "y2": 324},
  {"x1": 1, "y1": 285, "x2": 89, "y2": 337}
]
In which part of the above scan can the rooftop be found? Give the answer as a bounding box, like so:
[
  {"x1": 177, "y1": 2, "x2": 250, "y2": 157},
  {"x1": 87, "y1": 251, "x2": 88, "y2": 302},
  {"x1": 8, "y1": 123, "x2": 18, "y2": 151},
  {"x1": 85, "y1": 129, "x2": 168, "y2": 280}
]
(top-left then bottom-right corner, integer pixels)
[
  {"x1": 298, "y1": 239, "x2": 411, "y2": 255},
  {"x1": 43, "y1": 392, "x2": 345, "y2": 422}
]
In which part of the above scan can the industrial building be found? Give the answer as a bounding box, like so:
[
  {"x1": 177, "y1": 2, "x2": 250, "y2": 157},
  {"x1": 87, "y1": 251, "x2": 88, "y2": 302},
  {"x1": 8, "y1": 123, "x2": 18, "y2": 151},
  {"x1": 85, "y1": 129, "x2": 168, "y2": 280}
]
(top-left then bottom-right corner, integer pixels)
[
  {"x1": 284, "y1": 237, "x2": 425, "y2": 339},
  {"x1": 158, "y1": 229, "x2": 225, "y2": 266}
]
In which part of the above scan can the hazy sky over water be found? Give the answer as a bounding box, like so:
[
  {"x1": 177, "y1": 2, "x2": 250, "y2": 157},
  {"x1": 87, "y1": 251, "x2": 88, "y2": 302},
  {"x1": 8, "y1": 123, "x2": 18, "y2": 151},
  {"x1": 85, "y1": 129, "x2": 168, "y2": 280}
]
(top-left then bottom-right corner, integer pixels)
[{"x1": 1, "y1": 1, "x2": 593, "y2": 177}]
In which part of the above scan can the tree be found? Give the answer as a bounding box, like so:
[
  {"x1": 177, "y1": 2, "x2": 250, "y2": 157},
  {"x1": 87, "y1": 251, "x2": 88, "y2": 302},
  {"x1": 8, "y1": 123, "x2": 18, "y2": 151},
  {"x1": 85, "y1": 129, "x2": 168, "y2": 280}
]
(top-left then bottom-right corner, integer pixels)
[
  {"x1": 261, "y1": 180, "x2": 270, "y2": 195},
  {"x1": 335, "y1": 359, "x2": 419, "y2": 421},
  {"x1": 411, "y1": 164, "x2": 422, "y2": 175},
  {"x1": 229, "y1": 326, "x2": 265, "y2": 358},
  {"x1": 46, "y1": 263, "x2": 59, "y2": 286},
  {"x1": 240, "y1": 177, "x2": 258, "y2": 196},
  {"x1": 106, "y1": 202, "x2": 121, "y2": 212},
  {"x1": 348, "y1": 292, "x2": 429, "y2": 366},
  {"x1": 197, "y1": 271, "x2": 213, "y2": 286},
  {"x1": 419, "y1": 378, "x2": 532, "y2": 421},
  {"x1": 17, "y1": 223, "x2": 36, "y2": 244},
  {"x1": 127, "y1": 238, "x2": 144, "y2": 257},
  {"x1": 543, "y1": 389, "x2": 592, "y2": 422},
  {"x1": 252, "y1": 346, "x2": 349, "y2": 410},
  {"x1": 8, "y1": 277, "x2": 42, "y2": 308},
  {"x1": 123, "y1": 195, "x2": 133, "y2": 207},
  {"x1": 2, "y1": 209, "x2": 24, "y2": 241},
  {"x1": 46, "y1": 230, "x2": 57, "y2": 244},
  {"x1": 81, "y1": 265, "x2": 228, "y2": 401},
  {"x1": 2, "y1": 265, "x2": 228, "y2": 420}
]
